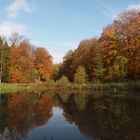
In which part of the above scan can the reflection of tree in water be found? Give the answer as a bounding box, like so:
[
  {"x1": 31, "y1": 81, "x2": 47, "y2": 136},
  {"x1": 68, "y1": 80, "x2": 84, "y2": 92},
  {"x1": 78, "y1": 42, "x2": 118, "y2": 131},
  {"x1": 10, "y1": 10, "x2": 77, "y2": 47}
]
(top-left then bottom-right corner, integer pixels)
[
  {"x1": 0, "y1": 94, "x2": 8, "y2": 132},
  {"x1": 34, "y1": 93, "x2": 53, "y2": 126},
  {"x1": 52, "y1": 93, "x2": 63, "y2": 107},
  {"x1": 1, "y1": 91, "x2": 140, "y2": 140},
  {"x1": 7, "y1": 93, "x2": 33, "y2": 133},
  {"x1": 52, "y1": 92, "x2": 71, "y2": 108},
  {"x1": 0, "y1": 127, "x2": 23, "y2": 140},
  {"x1": 74, "y1": 92, "x2": 86, "y2": 110},
  {"x1": 59, "y1": 92, "x2": 140, "y2": 140},
  {"x1": 0, "y1": 92, "x2": 53, "y2": 139}
]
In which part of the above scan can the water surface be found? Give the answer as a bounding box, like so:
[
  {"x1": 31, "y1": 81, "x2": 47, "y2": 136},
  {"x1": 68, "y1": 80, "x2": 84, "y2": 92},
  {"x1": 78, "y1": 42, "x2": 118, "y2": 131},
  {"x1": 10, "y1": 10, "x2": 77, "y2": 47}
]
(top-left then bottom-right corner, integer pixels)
[{"x1": 0, "y1": 91, "x2": 140, "y2": 140}]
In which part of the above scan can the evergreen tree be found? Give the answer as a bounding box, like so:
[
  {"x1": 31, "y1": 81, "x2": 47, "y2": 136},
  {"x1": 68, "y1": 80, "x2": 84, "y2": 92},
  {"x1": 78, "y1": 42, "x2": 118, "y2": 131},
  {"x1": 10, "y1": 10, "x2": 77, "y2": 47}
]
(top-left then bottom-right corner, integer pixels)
[
  {"x1": 0, "y1": 37, "x2": 9, "y2": 83},
  {"x1": 94, "y1": 46, "x2": 104, "y2": 82},
  {"x1": 74, "y1": 65, "x2": 88, "y2": 84},
  {"x1": 57, "y1": 75, "x2": 70, "y2": 86}
]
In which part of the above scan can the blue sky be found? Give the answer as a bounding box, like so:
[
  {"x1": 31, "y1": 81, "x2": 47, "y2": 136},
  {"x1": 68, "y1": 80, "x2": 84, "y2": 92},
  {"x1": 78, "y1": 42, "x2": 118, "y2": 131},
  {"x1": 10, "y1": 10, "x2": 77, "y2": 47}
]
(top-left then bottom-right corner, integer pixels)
[{"x1": 0, "y1": 0, "x2": 140, "y2": 63}]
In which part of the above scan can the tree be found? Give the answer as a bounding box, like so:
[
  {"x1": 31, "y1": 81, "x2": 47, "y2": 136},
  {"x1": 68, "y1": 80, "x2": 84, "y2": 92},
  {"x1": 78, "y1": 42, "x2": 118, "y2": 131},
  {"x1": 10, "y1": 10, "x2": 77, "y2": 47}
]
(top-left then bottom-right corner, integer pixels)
[
  {"x1": 57, "y1": 75, "x2": 70, "y2": 85},
  {"x1": 58, "y1": 50, "x2": 75, "y2": 82},
  {"x1": 34, "y1": 47, "x2": 53, "y2": 81},
  {"x1": 58, "y1": 39, "x2": 94, "y2": 82},
  {"x1": 94, "y1": 46, "x2": 104, "y2": 82},
  {"x1": 9, "y1": 40, "x2": 34, "y2": 83},
  {"x1": 117, "y1": 10, "x2": 140, "y2": 80},
  {"x1": 74, "y1": 65, "x2": 88, "y2": 84},
  {"x1": 0, "y1": 37, "x2": 9, "y2": 83},
  {"x1": 51, "y1": 63, "x2": 61, "y2": 81}
]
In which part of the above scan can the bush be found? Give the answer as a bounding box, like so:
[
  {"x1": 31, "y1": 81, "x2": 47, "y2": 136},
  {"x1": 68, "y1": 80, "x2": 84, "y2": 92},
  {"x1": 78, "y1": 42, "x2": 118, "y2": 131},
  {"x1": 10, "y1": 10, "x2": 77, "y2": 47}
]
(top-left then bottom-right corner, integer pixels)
[
  {"x1": 45, "y1": 79, "x2": 55, "y2": 85},
  {"x1": 74, "y1": 65, "x2": 88, "y2": 85},
  {"x1": 56, "y1": 75, "x2": 70, "y2": 86}
]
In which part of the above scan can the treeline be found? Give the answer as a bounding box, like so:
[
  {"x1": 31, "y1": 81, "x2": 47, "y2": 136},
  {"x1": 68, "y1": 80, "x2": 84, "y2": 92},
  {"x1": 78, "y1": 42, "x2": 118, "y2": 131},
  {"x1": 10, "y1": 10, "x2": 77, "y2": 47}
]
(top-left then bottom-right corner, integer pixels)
[
  {"x1": 57, "y1": 9, "x2": 140, "y2": 83},
  {"x1": 0, "y1": 33, "x2": 53, "y2": 83},
  {"x1": 1, "y1": 9, "x2": 140, "y2": 84}
]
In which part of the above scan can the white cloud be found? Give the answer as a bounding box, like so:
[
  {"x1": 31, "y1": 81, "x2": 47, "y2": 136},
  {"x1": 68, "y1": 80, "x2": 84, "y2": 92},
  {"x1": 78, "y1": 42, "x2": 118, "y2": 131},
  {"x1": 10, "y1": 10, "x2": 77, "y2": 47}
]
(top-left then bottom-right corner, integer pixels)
[
  {"x1": 6, "y1": 0, "x2": 35, "y2": 18},
  {"x1": 98, "y1": 1, "x2": 119, "y2": 19},
  {"x1": 127, "y1": 2, "x2": 140, "y2": 10},
  {"x1": 0, "y1": 21, "x2": 27, "y2": 37}
]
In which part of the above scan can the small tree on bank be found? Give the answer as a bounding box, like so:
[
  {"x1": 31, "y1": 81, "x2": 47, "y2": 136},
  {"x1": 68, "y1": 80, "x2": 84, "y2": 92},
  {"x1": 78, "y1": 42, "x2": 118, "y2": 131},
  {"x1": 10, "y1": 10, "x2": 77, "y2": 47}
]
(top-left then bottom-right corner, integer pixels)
[
  {"x1": 74, "y1": 65, "x2": 88, "y2": 84},
  {"x1": 57, "y1": 75, "x2": 70, "y2": 86}
]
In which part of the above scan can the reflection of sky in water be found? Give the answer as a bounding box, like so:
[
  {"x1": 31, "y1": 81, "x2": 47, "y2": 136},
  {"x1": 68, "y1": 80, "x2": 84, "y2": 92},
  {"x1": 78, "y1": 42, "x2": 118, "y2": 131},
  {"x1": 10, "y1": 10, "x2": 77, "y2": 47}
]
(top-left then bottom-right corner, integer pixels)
[
  {"x1": 1, "y1": 92, "x2": 139, "y2": 140},
  {"x1": 26, "y1": 107, "x2": 93, "y2": 140}
]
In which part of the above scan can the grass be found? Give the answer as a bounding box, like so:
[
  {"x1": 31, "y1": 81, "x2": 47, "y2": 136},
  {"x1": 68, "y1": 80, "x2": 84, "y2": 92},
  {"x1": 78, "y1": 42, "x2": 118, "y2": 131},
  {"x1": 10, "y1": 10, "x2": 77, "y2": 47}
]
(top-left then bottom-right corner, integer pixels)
[
  {"x1": 0, "y1": 83, "x2": 40, "y2": 94},
  {"x1": 0, "y1": 81, "x2": 140, "y2": 94},
  {"x1": 0, "y1": 83, "x2": 18, "y2": 93}
]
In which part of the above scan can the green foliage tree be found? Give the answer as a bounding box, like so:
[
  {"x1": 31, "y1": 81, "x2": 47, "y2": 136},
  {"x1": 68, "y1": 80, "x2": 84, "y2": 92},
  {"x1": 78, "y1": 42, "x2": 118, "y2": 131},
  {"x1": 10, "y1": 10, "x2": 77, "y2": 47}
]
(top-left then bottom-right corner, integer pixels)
[
  {"x1": 57, "y1": 75, "x2": 70, "y2": 86},
  {"x1": 113, "y1": 55, "x2": 128, "y2": 81},
  {"x1": 94, "y1": 46, "x2": 104, "y2": 82},
  {"x1": 51, "y1": 63, "x2": 61, "y2": 81},
  {"x1": 74, "y1": 65, "x2": 88, "y2": 84},
  {"x1": 0, "y1": 37, "x2": 9, "y2": 83}
]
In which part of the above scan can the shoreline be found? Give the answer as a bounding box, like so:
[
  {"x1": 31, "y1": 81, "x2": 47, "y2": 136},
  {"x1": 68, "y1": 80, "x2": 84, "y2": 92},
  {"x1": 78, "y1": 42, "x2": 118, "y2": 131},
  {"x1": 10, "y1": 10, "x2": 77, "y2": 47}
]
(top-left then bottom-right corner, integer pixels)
[{"x1": 0, "y1": 82, "x2": 139, "y2": 94}]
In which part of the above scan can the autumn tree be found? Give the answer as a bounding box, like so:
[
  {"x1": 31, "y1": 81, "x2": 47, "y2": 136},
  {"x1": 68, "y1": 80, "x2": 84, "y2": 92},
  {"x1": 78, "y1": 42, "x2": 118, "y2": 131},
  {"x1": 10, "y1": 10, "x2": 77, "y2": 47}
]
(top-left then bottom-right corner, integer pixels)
[
  {"x1": 59, "y1": 40, "x2": 94, "y2": 82},
  {"x1": 9, "y1": 40, "x2": 34, "y2": 83},
  {"x1": 58, "y1": 50, "x2": 75, "y2": 82},
  {"x1": 0, "y1": 33, "x2": 55, "y2": 83},
  {"x1": 84, "y1": 38, "x2": 99, "y2": 81},
  {"x1": 116, "y1": 10, "x2": 140, "y2": 80},
  {"x1": 34, "y1": 47, "x2": 53, "y2": 81},
  {"x1": 58, "y1": 9, "x2": 140, "y2": 82},
  {"x1": 99, "y1": 23, "x2": 128, "y2": 81},
  {"x1": 0, "y1": 9, "x2": 140, "y2": 83}
]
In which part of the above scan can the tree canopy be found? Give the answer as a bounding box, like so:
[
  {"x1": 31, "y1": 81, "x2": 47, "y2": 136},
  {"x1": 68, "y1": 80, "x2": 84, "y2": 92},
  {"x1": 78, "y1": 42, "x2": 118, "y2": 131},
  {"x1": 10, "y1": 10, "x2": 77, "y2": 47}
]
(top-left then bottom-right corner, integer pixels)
[{"x1": 57, "y1": 10, "x2": 140, "y2": 82}]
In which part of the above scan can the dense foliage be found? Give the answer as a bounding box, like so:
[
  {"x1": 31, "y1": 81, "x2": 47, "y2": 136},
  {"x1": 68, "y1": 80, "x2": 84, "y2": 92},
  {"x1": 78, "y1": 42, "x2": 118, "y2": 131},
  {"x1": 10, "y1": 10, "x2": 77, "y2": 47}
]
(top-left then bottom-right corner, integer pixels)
[
  {"x1": 74, "y1": 65, "x2": 88, "y2": 84},
  {"x1": 58, "y1": 10, "x2": 140, "y2": 82},
  {"x1": 0, "y1": 34, "x2": 53, "y2": 83},
  {"x1": 0, "y1": 9, "x2": 140, "y2": 84}
]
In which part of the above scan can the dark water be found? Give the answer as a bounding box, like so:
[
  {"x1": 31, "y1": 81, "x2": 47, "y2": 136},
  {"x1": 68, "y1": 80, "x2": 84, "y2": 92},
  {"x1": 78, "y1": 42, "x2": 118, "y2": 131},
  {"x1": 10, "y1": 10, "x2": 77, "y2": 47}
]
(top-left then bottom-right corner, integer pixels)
[{"x1": 0, "y1": 91, "x2": 140, "y2": 140}]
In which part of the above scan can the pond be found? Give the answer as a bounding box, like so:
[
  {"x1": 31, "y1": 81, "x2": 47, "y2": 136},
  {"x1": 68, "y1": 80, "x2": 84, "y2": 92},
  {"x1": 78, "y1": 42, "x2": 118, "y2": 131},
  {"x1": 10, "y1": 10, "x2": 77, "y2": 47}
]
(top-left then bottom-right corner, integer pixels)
[{"x1": 0, "y1": 91, "x2": 140, "y2": 140}]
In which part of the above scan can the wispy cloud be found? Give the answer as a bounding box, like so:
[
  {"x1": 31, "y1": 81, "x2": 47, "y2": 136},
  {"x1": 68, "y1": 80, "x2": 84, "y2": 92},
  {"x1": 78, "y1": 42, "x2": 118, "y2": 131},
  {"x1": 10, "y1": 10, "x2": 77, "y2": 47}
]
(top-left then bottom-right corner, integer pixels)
[
  {"x1": 0, "y1": 21, "x2": 27, "y2": 37},
  {"x1": 97, "y1": 1, "x2": 119, "y2": 19},
  {"x1": 127, "y1": 2, "x2": 140, "y2": 10},
  {"x1": 6, "y1": 0, "x2": 36, "y2": 18}
]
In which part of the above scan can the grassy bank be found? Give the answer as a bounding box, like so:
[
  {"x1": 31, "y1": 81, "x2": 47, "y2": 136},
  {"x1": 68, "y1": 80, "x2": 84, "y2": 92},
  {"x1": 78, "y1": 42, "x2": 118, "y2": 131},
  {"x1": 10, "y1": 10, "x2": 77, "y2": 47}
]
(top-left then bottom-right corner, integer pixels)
[
  {"x1": 0, "y1": 83, "x2": 41, "y2": 93},
  {"x1": 50, "y1": 81, "x2": 140, "y2": 90},
  {"x1": 0, "y1": 83, "x2": 55, "y2": 93},
  {"x1": 0, "y1": 83, "x2": 18, "y2": 93},
  {"x1": 0, "y1": 81, "x2": 140, "y2": 94}
]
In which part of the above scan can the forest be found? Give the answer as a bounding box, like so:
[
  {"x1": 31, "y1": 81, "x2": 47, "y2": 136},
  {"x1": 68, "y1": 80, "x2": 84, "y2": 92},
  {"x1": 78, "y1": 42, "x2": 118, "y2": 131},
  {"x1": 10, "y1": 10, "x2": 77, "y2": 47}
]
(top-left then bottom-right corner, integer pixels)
[
  {"x1": 0, "y1": 33, "x2": 53, "y2": 83},
  {"x1": 0, "y1": 9, "x2": 140, "y2": 84}
]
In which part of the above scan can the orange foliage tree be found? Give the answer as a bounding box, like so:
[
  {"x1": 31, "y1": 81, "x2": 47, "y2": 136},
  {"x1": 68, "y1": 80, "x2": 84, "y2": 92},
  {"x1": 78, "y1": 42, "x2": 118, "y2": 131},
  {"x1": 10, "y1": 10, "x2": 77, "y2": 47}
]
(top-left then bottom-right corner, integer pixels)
[
  {"x1": 34, "y1": 47, "x2": 53, "y2": 81},
  {"x1": 58, "y1": 9, "x2": 140, "y2": 82},
  {"x1": 34, "y1": 94, "x2": 53, "y2": 126},
  {"x1": 8, "y1": 41, "x2": 34, "y2": 83}
]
